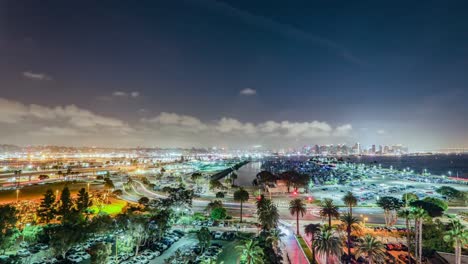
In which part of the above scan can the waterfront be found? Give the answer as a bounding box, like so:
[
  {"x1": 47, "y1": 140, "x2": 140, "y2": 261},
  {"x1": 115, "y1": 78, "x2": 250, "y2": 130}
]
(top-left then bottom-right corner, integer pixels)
[
  {"x1": 235, "y1": 161, "x2": 262, "y2": 186},
  {"x1": 347, "y1": 154, "x2": 468, "y2": 178}
]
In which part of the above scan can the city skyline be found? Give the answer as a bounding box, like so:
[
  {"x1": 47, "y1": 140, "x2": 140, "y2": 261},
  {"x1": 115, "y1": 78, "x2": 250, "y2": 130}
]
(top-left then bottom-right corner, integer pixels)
[{"x1": 1, "y1": 1, "x2": 467, "y2": 150}]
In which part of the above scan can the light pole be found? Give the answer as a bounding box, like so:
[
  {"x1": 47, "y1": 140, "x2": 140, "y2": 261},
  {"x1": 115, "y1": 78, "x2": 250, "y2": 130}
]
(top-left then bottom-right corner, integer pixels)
[
  {"x1": 16, "y1": 189, "x2": 20, "y2": 203},
  {"x1": 87, "y1": 182, "x2": 90, "y2": 192}
]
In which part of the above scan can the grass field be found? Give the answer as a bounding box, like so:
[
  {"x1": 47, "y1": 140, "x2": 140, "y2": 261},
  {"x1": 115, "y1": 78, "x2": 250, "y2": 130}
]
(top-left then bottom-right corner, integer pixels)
[
  {"x1": 0, "y1": 181, "x2": 104, "y2": 204},
  {"x1": 296, "y1": 235, "x2": 314, "y2": 264},
  {"x1": 90, "y1": 199, "x2": 127, "y2": 215}
]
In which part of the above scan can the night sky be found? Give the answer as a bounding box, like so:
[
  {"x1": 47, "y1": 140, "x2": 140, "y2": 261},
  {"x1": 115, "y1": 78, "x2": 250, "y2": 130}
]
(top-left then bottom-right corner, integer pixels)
[{"x1": 1, "y1": 0, "x2": 467, "y2": 150}]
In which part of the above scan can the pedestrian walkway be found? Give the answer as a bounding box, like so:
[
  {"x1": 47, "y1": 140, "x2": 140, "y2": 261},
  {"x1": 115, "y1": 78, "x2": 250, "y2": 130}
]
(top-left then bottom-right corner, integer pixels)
[{"x1": 279, "y1": 224, "x2": 309, "y2": 264}]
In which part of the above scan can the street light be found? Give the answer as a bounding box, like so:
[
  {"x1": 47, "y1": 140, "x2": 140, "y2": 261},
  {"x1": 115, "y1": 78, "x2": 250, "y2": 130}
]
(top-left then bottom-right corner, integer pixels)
[{"x1": 16, "y1": 189, "x2": 20, "y2": 203}]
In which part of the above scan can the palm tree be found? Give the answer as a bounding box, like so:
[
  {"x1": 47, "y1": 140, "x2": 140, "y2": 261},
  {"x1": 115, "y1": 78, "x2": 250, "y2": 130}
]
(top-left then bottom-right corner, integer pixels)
[
  {"x1": 234, "y1": 188, "x2": 250, "y2": 223},
  {"x1": 266, "y1": 229, "x2": 284, "y2": 255},
  {"x1": 410, "y1": 207, "x2": 427, "y2": 264},
  {"x1": 319, "y1": 198, "x2": 340, "y2": 228},
  {"x1": 397, "y1": 209, "x2": 412, "y2": 264},
  {"x1": 314, "y1": 227, "x2": 343, "y2": 264},
  {"x1": 443, "y1": 219, "x2": 468, "y2": 264},
  {"x1": 289, "y1": 198, "x2": 307, "y2": 235},
  {"x1": 354, "y1": 234, "x2": 386, "y2": 264},
  {"x1": 304, "y1": 223, "x2": 321, "y2": 263},
  {"x1": 342, "y1": 192, "x2": 358, "y2": 216},
  {"x1": 257, "y1": 197, "x2": 279, "y2": 231},
  {"x1": 236, "y1": 239, "x2": 264, "y2": 264},
  {"x1": 340, "y1": 213, "x2": 360, "y2": 263}
]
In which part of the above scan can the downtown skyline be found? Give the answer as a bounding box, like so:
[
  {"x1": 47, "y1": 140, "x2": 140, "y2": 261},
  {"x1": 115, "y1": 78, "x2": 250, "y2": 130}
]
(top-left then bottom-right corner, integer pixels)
[{"x1": 1, "y1": 0, "x2": 468, "y2": 150}]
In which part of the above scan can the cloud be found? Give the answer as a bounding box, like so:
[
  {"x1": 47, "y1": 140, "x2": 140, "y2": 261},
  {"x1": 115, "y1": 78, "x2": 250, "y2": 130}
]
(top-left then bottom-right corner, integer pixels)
[
  {"x1": 377, "y1": 129, "x2": 386, "y2": 135},
  {"x1": 334, "y1": 124, "x2": 353, "y2": 136},
  {"x1": 31, "y1": 126, "x2": 81, "y2": 136},
  {"x1": 0, "y1": 97, "x2": 355, "y2": 148},
  {"x1": 111, "y1": 91, "x2": 140, "y2": 98},
  {"x1": 240, "y1": 88, "x2": 256, "y2": 96},
  {"x1": 0, "y1": 98, "x2": 129, "y2": 130},
  {"x1": 23, "y1": 71, "x2": 52, "y2": 81},
  {"x1": 112, "y1": 91, "x2": 127, "y2": 97}
]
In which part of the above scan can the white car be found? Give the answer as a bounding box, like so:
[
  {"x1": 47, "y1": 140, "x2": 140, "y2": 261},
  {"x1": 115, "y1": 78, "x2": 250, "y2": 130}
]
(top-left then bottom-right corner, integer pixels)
[
  {"x1": 19, "y1": 242, "x2": 29, "y2": 248},
  {"x1": 17, "y1": 249, "x2": 30, "y2": 257},
  {"x1": 141, "y1": 250, "x2": 156, "y2": 259},
  {"x1": 77, "y1": 251, "x2": 91, "y2": 260},
  {"x1": 133, "y1": 255, "x2": 149, "y2": 264},
  {"x1": 67, "y1": 254, "x2": 83, "y2": 263}
]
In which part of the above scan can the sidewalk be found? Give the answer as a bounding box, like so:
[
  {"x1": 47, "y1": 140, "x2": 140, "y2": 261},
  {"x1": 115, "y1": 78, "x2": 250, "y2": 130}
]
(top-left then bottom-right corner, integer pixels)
[{"x1": 279, "y1": 224, "x2": 309, "y2": 264}]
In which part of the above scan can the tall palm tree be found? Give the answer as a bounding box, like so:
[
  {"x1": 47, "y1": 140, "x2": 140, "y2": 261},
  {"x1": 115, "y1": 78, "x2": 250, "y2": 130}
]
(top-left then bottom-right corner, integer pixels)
[
  {"x1": 314, "y1": 227, "x2": 343, "y2": 264},
  {"x1": 443, "y1": 219, "x2": 468, "y2": 264},
  {"x1": 289, "y1": 198, "x2": 307, "y2": 235},
  {"x1": 234, "y1": 188, "x2": 250, "y2": 223},
  {"x1": 397, "y1": 209, "x2": 412, "y2": 264},
  {"x1": 342, "y1": 192, "x2": 358, "y2": 216},
  {"x1": 257, "y1": 198, "x2": 279, "y2": 231},
  {"x1": 266, "y1": 229, "x2": 284, "y2": 255},
  {"x1": 236, "y1": 239, "x2": 264, "y2": 264},
  {"x1": 410, "y1": 207, "x2": 427, "y2": 264},
  {"x1": 354, "y1": 234, "x2": 386, "y2": 264},
  {"x1": 304, "y1": 223, "x2": 321, "y2": 263},
  {"x1": 319, "y1": 198, "x2": 340, "y2": 228},
  {"x1": 340, "y1": 213, "x2": 360, "y2": 263}
]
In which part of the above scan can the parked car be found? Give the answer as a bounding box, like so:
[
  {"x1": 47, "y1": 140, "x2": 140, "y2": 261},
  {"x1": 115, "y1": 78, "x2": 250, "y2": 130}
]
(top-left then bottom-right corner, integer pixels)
[
  {"x1": 17, "y1": 249, "x2": 30, "y2": 257},
  {"x1": 67, "y1": 254, "x2": 83, "y2": 263}
]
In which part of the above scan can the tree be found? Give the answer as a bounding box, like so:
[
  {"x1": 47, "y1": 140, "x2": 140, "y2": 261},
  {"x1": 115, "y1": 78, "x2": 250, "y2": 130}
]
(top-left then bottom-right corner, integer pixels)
[
  {"x1": 206, "y1": 200, "x2": 223, "y2": 213},
  {"x1": 211, "y1": 207, "x2": 227, "y2": 220},
  {"x1": 236, "y1": 239, "x2": 264, "y2": 264},
  {"x1": 150, "y1": 209, "x2": 172, "y2": 241},
  {"x1": 319, "y1": 198, "x2": 340, "y2": 228},
  {"x1": 209, "y1": 180, "x2": 223, "y2": 191},
  {"x1": 436, "y1": 186, "x2": 462, "y2": 200},
  {"x1": 342, "y1": 191, "x2": 358, "y2": 216},
  {"x1": 402, "y1": 193, "x2": 418, "y2": 206},
  {"x1": 266, "y1": 229, "x2": 284, "y2": 255},
  {"x1": 422, "y1": 197, "x2": 448, "y2": 211},
  {"x1": 410, "y1": 207, "x2": 427, "y2": 264},
  {"x1": 234, "y1": 188, "x2": 249, "y2": 223},
  {"x1": 89, "y1": 242, "x2": 111, "y2": 264},
  {"x1": 216, "y1": 192, "x2": 225, "y2": 199},
  {"x1": 354, "y1": 234, "x2": 386, "y2": 264},
  {"x1": 314, "y1": 227, "x2": 342, "y2": 264},
  {"x1": 256, "y1": 197, "x2": 279, "y2": 231},
  {"x1": 376, "y1": 196, "x2": 403, "y2": 226},
  {"x1": 138, "y1": 197, "x2": 150, "y2": 206},
  {"x1": 289, "y1": 198, "x2": 306, "y2": 235},
  {"x1": 397, "y1": 209, "x2": 412, "y2": 264},
  {"x1": 443, "y1": 219, "x2": 468, "y2": 264},
  {"x1": 256, "y1": 171, "x2": 276, "y2": 184},
  {"x1": 104, "y1": 177, "x2": 115, "y2": 192},
  {"x1": 37, "y1": 189, "x2": 56, "y2": 224},
  {"x1": 197, "y1": 227, "x2": 211, "y2": 253},
  {"x1": 279, "y1": 170, "x2": 309, "y2": 193},
  {"x1": 0, "y1": 204, "x2": 18, "y2": 254},
  {"x1": 410, "y1": 200, "x2": 444, "y2": 218},
  {"x1": 340, "y1": 213, "x2": 360, "y2": 263},
  {"x1": 304, "y1": 223, "x2": 321, "y2": 262},
  {"x1": 57, "y1": 186, "x2": 76, "y2": 223},
  {"x1": 231, "y1": 172, "x2": 238, "y2": 185},
  {"x1": 47, "y1": 224, "x2": 87, "y2": 259},
  {"x1": 112, "y1": 189, "x2": 123, "y2": 196},
  {"x1": 76, "y1": 188, "x2": 92, "y2": 213}
]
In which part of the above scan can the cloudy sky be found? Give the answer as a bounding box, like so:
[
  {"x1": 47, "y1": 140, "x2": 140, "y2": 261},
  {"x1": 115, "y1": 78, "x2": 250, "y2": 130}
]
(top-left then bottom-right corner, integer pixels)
[{"x1": 1, "y1": 0, "x2": 467, "y2": 150}]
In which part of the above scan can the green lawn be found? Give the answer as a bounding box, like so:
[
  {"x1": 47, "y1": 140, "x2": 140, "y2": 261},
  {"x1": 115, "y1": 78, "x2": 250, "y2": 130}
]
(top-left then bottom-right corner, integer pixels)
[
  {"x1": 296, "y1": 235, "x2": 314, "y2": 264},
  {"x1": 90, "y1": 199, "x2": 127, "y2": 215}
]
